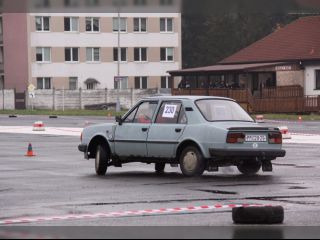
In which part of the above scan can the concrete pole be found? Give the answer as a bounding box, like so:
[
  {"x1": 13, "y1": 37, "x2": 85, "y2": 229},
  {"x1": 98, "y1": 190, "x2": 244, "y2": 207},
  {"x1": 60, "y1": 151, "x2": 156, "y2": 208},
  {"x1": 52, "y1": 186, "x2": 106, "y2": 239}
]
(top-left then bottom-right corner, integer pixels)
[{"x1": 116, "y1": 8, "x2": 121, "y2": 113}]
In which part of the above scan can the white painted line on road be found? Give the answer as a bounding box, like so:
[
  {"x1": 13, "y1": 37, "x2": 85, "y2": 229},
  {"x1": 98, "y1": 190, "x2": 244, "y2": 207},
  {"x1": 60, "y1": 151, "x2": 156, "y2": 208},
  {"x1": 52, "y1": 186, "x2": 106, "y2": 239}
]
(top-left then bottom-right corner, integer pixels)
[
  {"x1": 0, "y1": 126, "x2": 82, "y2": 137},
  {"x1": 284, "y1": 133, "x2": 320, "y2": 145},
  {"x1": 1, "y1": 126, "x2": 320, "y2": 144},
  {"x1": 0, "y1": 204, "x2": 266, "y2": 225}
]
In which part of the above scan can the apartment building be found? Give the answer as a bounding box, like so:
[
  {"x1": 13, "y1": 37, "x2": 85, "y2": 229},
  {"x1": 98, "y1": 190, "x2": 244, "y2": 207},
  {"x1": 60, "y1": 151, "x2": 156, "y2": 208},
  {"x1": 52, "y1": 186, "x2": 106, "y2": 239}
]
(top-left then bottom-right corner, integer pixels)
[{"x1": 30, "y1": 12, "x2": 181, "y2": 91}]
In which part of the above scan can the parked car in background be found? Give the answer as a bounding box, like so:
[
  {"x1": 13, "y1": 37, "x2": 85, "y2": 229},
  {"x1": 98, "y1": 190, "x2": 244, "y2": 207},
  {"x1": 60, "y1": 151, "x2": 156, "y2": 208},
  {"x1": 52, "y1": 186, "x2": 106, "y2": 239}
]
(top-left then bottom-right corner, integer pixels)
[
  {"x1": 79, "y1": 96, "x2": 286, "y2": 177},
  {"x1": 84, "y1": 103, "x2": 117, "y2": 110}
]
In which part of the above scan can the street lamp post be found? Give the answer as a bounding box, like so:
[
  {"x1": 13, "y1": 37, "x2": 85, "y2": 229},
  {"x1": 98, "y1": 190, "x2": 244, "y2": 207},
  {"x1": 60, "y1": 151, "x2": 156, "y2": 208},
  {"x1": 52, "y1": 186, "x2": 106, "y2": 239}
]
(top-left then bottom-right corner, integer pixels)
[{"x1": 115, "y1": 8, "x2": 121, "y2": 113}]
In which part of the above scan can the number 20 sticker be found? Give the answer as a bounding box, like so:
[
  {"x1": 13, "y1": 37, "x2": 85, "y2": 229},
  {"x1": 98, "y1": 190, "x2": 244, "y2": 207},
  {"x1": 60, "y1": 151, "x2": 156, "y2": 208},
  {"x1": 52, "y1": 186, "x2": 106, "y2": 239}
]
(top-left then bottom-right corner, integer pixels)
[{"x1": 162, "y1": 105, "x2": 177, "y2": 118}]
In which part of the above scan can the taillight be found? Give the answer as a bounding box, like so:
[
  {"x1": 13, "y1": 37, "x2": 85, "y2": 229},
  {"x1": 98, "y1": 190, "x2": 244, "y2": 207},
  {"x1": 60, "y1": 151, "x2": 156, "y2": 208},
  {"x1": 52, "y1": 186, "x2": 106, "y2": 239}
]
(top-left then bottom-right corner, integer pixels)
[
  {"x1": 269, "y1": 132, "x2": 282, "y2": 144},
  {"x1": 80, "y1": 132, "x2": 83, "y2": 142},
  {"x1": 227, "y1": 133, "x2": 245, "y2": 144}
]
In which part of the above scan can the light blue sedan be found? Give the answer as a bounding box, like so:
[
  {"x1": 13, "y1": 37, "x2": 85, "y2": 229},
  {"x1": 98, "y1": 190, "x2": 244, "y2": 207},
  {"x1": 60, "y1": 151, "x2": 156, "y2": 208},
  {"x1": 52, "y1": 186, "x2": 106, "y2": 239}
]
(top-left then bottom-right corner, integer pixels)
[{"x1": 79, "y1": 96, "x2": 286, "y2": 177}]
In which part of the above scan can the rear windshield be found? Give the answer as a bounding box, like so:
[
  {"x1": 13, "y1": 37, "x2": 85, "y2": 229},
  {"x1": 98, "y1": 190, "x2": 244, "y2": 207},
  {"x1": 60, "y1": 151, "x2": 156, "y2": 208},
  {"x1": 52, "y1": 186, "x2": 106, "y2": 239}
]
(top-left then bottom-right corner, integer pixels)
[{"x1": 195, "y1": 99, "x2": 254, "y2": 122}]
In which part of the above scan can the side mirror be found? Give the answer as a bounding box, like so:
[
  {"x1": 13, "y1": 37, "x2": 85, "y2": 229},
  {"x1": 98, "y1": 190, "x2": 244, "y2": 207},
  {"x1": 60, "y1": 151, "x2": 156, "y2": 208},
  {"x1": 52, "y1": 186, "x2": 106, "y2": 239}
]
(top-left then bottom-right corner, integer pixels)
[{"x1": 116, "y1": 116, "x2": 123, "y2": 125}]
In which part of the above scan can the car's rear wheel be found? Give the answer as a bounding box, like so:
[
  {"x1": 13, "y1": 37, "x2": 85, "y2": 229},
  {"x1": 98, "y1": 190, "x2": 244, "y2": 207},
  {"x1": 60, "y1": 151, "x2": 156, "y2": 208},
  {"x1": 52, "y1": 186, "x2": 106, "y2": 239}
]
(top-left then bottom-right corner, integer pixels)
[
  {"x1": 95, "y1": 145, "x2": 109, "y2": 176},
  {"x1": 180, "y1": 146, "x2": 206, "y2": 177},
  {"x1": 237, "y1": 160, "x2": 262, "y2": 176},
  {"x1": 155, "y1": 163, "x2": 166, "y2": 174}
]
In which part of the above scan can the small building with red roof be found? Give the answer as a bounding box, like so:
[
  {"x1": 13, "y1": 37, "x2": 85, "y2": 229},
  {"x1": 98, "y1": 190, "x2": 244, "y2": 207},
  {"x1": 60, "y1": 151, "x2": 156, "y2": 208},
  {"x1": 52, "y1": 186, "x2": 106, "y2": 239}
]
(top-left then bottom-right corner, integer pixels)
[{"x1": 169, "y1": 16, "x2": 320, "y2": 112}]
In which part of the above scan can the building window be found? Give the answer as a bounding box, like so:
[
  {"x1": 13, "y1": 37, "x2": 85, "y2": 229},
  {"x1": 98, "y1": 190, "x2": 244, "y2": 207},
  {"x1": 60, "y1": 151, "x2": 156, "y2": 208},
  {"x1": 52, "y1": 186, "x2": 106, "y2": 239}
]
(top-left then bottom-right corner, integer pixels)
[
  {"x1": 64, "y1": 17, "x2": 79, "y2": 32},
  {"x1": 86, "y1": 47, "x2": 100, "y2": 62},
  {"x1": 161, "y1": 76, "x2": 172, "y2": 89},
  {"x1": 35, "y1": 16, "x2": 50, "y2": 32},
  {"x1": 64, "y1": 0, "x2": 78, "y2": 7},
  {"x1": 86, "y1": 82, "x2": 96, "y2": 90},
  {"x1": 134, "y1": 18, "x2": 147, "y2": 32},
  {"x1": 113, "y1": 18, "x2": 127, "y2": 32},
  {"x1": 85, "y1": 0, "x2": 100, "y2": 6},
  {"x1": 37, "y1": 77, "x2": 51, "y2": 89},
  {"x1": 0, "y1": 47, "x2": 4, "y2": 64},
  {"x1": 114, "y1": 77, "x2": 128, "y2": 89},
  {"x1": 0, "y1": 18, "x2": 3, "y2": 35},
  {"x1": 160, "y1": 18, "x2": 173, "y2": 32},
  {"x1": 135, "y1": 77, "x2": 148, "y2": 89},
  {"x1": 69, "y1": 77, "x2": 78, "y2": 90},
  {"x1": 0, "y1": 76, "x2": 4, "y2": 90},
  {"x1": 134, "y1": 0, "x2": 147, "y2": 6},
  {"x1": 160, "y1": 47, "x2": 174, "y2": 62},
  {"x1": 316, "y1": 70, "x2": 320, "y2": 90},
  {"x1": 35, "y1": 0, "x2": 51, "y2": 8},
  {"x1": 36, "y1": 47, "x2": 51, "y2": 62},
  {"x1": 160, "y1": 0, "x2": 173, "y2": 6},
  {"x1": 113, "y1": 48, "x2": 127, "y2": 62},
  {"x1": 86, "y1": 17, "x2": 100, "y2": 32},
  {"x1": 134, "y1": 48, "x2": 147, "y2": 62},
  {"x1": 65, "y1": 48, "x2": 79, "y2": 62}
]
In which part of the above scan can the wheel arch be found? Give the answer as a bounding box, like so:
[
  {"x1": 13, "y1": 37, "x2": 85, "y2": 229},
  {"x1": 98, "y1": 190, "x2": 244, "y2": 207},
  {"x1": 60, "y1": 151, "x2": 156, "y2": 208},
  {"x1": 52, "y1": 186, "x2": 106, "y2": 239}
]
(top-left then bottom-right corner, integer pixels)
[
  {"x1": 176, "y1": 139, "x2": 204, "y2": 160},
  {"x1": 87, "y1": 135, "x2": 111, "y2": 159}
]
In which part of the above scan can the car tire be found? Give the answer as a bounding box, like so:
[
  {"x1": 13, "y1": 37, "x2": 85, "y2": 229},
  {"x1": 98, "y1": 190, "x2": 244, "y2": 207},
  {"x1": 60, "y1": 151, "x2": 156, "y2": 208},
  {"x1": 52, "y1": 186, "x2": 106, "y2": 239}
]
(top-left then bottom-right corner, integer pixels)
[
  {"x1": 95, "y1": 145, "x2": 109, "y2": 176},
  {"x1": 180, "y1": 146, "x2": 206, "y2": 177},
  {"x1": 237, "y1": 160, "x2": 262, "y2": 176},
  {"x1": 233, "y1": 206, "x2": 284, "y2": 224},
  {"x1": 155, "y1": 163, "x2": 166, "y2": 174}
]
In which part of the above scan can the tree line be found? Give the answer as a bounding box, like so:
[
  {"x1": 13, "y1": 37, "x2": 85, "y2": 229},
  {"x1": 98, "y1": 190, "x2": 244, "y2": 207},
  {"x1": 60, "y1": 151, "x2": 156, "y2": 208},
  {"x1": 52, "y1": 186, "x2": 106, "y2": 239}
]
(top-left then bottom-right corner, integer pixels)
[{"x1": 181, "y1": 0, "x2": 319, "y2": 68}]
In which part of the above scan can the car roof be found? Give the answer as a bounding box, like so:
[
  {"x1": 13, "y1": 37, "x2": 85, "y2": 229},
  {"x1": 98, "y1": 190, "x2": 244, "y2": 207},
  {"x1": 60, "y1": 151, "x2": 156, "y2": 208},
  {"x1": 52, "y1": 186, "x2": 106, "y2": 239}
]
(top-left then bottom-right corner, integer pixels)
[{"x1": 143, "y1": 95, "x2": 235, "y2": 101}]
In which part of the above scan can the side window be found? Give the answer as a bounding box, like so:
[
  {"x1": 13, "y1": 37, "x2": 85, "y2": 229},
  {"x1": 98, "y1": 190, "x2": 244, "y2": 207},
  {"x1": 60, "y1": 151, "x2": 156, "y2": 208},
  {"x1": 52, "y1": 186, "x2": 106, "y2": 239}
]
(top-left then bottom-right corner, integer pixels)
[
  {"x1": 123, "y1": 108, "x2": 138, "y2": 123},
  {"x1": 133, "y1": 102, "x2": 158, "y2": 124},
  {"x1": 156, "y1": 102, "x2": 185, "y2": 124},
  {"x1": 178, "y1": 107, "x2": 188, "y2": 124}
]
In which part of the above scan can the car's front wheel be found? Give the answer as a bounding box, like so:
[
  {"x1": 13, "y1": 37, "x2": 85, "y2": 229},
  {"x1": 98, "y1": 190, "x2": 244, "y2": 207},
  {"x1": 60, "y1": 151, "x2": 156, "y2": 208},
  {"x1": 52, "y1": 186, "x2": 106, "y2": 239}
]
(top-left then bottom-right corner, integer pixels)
[
  {"x1": 95, "y1": 145, "x2": 109, "y2": 176},
  {"x1": 237, "y1": 160, "x2": 262, "y2": 176},
  {"x1": 179, "y1": 146, "x2": 206, "y2": 177}
]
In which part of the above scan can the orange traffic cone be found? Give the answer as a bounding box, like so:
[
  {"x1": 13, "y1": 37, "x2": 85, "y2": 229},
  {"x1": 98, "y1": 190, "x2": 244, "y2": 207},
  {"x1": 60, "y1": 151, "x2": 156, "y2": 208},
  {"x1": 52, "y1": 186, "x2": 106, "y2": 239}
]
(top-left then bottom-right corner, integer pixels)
[{"x1": 25, "y1": 143, "x2": 36, "y2": 157}]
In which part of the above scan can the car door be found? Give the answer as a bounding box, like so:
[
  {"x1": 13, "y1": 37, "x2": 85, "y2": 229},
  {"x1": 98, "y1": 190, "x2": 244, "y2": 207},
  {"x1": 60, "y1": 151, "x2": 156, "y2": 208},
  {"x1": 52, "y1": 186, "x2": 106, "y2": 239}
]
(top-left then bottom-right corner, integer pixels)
[
  {"x1": 147, "y1": 101, "x2": 187, "y2": 158},
  {"x1": 114, "y1": 101, "x2": 158, "y2": 158}
]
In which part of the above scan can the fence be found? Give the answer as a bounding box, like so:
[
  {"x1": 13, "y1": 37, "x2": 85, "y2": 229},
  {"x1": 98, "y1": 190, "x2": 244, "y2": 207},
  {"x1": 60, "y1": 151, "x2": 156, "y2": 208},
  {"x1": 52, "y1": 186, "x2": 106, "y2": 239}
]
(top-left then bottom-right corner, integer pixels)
[
  {"x1": 27, "y1": 88, "x2": 171, "y2": 110},
  {"x1": 172, "y1": 87, "x2": 320, "y2": 113},
  {"x1": 253, "y1": 96, "x2": 320, "y2": 113},
  {"x1": 0, "y1": 89, "x2": 15, "y2": 110}
]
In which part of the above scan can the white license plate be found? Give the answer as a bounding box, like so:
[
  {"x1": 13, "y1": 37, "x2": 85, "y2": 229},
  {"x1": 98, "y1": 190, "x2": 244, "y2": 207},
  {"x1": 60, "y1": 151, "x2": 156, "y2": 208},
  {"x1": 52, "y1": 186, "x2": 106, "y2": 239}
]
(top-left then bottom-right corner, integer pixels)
[{"x1": 245, "y1": 135, "x2": 267, "y2": 142}]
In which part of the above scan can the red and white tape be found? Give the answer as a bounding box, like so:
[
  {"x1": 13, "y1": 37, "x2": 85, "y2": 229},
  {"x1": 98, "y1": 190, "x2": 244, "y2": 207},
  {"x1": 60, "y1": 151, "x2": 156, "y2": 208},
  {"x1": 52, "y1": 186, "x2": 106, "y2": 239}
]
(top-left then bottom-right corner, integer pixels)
[{"x1": 0, "y1": 204, "x2": 264, "y2": 225}]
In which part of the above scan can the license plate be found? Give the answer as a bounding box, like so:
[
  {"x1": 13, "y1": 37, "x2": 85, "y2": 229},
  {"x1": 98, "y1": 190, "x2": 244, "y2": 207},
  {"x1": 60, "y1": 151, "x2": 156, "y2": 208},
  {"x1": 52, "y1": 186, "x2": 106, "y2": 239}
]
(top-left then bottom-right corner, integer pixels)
[{"x1": 245, "y1": 135, "x2": 267, "y2": 142}]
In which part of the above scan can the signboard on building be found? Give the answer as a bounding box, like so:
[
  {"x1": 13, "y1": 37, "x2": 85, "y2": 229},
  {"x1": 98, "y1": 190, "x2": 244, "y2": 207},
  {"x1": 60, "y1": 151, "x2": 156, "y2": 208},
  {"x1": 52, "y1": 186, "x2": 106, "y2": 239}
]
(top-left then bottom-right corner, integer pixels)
[
  {"x1": 28, "y1": 84, "x2": 36, "y2": 92},
  {"x1": 275, "y1": 66, "x2": 293, "y2": 71}
]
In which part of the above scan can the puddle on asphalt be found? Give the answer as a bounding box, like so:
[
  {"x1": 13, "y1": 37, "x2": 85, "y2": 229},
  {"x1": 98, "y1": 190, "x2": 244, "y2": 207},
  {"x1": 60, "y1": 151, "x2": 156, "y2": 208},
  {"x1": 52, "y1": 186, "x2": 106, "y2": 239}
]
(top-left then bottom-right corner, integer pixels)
[
  {"x1": 195, "y1": 189, "x2": 238, "y2": 195},
  {"x1": 273, "y1": 163, "x2": 315, "y2": 169},
  {"x1": 288, "y1": 186, "x2": 308, "y2": 190}
]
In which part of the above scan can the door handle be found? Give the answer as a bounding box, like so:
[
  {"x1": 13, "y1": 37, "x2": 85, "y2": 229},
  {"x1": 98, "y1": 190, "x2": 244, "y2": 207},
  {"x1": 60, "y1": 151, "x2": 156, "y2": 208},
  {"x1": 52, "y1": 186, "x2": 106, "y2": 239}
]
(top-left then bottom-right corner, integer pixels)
[
  {"x1": 142, "y1": 128, "x2": 148, "y2": 132},
  {"x1": 175, "y1": 128, "x2": 182, "y2": 133}
]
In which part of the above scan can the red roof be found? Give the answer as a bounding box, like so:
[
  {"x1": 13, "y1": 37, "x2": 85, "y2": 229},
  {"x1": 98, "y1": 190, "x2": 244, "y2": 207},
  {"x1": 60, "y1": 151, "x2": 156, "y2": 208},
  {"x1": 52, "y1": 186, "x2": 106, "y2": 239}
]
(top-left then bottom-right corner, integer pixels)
[
  {"x1": 220, "y1": 16, "x2": 320, "y2": 64},
  {"x1": 168, "y1": 62, "x2": 286, "y2": 75}
]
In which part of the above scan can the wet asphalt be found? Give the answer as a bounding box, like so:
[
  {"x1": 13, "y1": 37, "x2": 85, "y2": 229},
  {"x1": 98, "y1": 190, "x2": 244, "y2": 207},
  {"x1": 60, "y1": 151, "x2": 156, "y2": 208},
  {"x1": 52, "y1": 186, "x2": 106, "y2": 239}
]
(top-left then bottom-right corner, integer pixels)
[{"x1": 0, "y1": 115, "x2": 320, "y2": 239}]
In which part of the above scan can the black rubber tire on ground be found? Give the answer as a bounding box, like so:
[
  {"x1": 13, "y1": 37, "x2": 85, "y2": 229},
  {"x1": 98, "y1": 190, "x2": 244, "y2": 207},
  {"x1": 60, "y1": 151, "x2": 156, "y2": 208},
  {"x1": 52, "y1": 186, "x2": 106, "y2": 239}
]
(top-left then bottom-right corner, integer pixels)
[
  {"x1": 95, "y1": 145, "x2": 109, "y2": 176},
  {"x1": 233, "y1": 206, "x2": 285, "y2": 224},
  {"x1": 179, "y1": 146, "x2": 206, "y2": 177},
  {"x1": 155, "y1": 163, "x2": 166, "y2": 174},
  {"x1": 237, "y1": 160, "x2": 262, "y2": 176}
]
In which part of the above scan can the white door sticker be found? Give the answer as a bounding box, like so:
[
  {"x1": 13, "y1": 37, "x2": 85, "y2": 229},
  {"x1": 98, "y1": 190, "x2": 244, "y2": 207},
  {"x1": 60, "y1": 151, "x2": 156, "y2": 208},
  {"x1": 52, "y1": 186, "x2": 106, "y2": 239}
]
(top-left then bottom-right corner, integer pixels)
[{"x1": 162, "y1": 105, "x2": 177, "y2": 118}]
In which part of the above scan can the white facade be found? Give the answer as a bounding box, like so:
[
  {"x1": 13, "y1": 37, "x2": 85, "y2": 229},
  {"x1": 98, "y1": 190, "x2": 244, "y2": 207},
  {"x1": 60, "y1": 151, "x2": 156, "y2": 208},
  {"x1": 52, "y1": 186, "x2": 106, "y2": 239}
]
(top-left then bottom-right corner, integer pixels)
[
  {"x1": 29, "y1": 13, "x2": 182, "y2": 90},
  {"x1": 304, "y1": 65, "x2": 320, "y2": 96}
]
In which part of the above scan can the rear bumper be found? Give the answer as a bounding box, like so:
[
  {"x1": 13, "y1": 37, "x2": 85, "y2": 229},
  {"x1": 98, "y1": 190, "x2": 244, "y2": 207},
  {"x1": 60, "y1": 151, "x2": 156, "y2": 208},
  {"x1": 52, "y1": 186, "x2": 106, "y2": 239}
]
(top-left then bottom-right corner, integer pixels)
[{"x1": 209, "y1": 148, "x2": 286, "y2": 158}]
